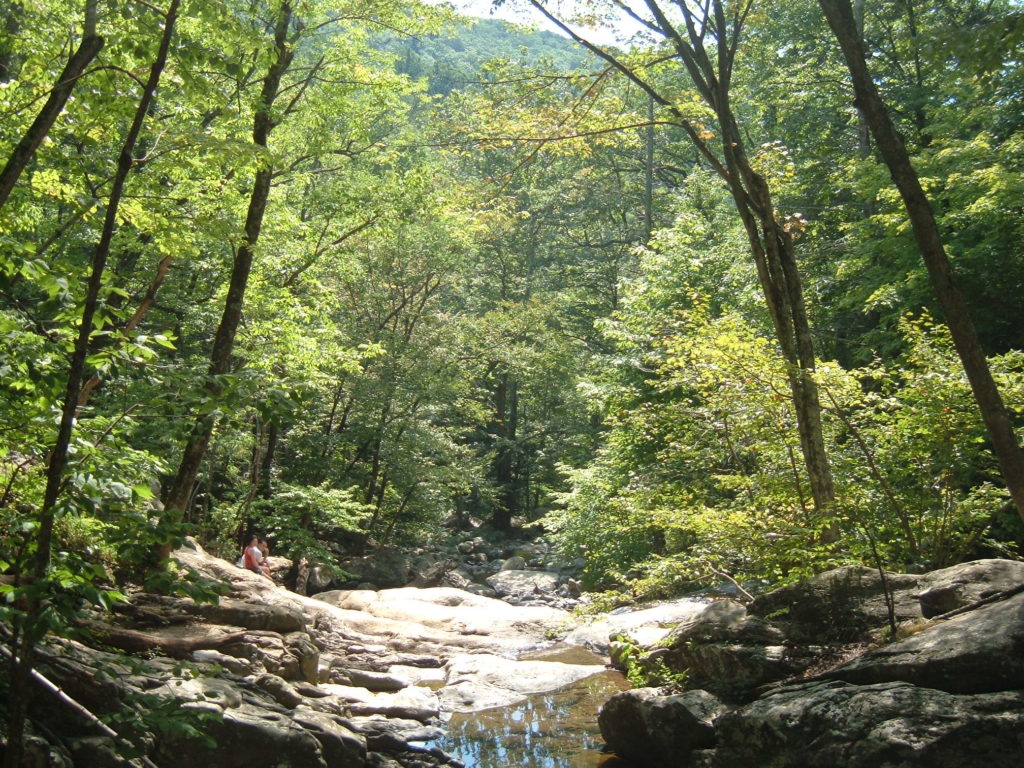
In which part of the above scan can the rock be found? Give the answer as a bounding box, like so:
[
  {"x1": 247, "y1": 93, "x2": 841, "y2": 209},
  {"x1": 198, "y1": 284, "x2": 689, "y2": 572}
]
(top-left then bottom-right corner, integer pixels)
[
  {"x1": 826, "y1": 591, "x2": 1024, "y2": 694},
  {"x1": 485, "y1": 569, "x2": 559, "y2": 599},
  {"x1": 666, "y1": 600, "x2": 785, "y2": 646},
  {"x1": 440, "y1": 570, "x2": 473, "y2": 590},
  {"x1": 345, "y1": 716, "x2": 445, "y2": 753},
  {"x1": 222, "y1": 631, "x2": 304, "y2": 679},
  {"x1": 437, "y1": 654, "x2": 604, "y2": 713},
  {"x1": 313, "y1": 587, "x2": 572, "y2": 652},
  {"x1": 321, "y1": 683, "x2": 440, "y2": 722},
  {"x1": 307, "y1": 565, "x2": 335, "y2": 593},
  {"x1": 563, "y1": 598, "x2": 709, "y2": 654},
  {"x1": 164, "y1": 675, "x2": 244, "y2": 709},
  {"x1": 65, "y1": 736, "x2": 119, "y2": 768},
  {"x1": 344, "y1": 668, "x2": 409, "y2": 692},
  {"x1": 198, "y1": 597, "x2": 306, "y2": 633},
  {"x1": 285, "y1": 631, "x2": 321, "y2": 683},
  {"x1": 338, "y1": 548, "x2": 411, "y2": 588},
  {"x1": 499, "y1": 556, "x2": 527, "y2": 571},
  {"x1": 916, "y1": 559, "x2": 1024, "y2": 618},
  {"x1": 748, "y1": 565, "x2": 923, "y2": 642},
  {"x1": 714, "y1": 680, "x2": 1024, "y2": 768},
  {"x1": 649, "y1": 600, "x2": 812, "y2": 698},
  {"x1": 292, "y1": 708, "x2": 367, "y2": 768},
  {"x1": 192, "y1": 648, "x2": 255, "y2": 676},
  {"x1": 156, "y1": 702, "x2": 330, "y2": 767},
  {"x1": 598, "y1": 688, "x2": 727, "y2": 767},
  {"x1": 255, "y1": 672, "x2": 303, "y2": 708}
]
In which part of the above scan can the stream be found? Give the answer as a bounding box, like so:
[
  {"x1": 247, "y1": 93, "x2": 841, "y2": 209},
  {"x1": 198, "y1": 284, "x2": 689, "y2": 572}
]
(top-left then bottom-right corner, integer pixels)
[{"x1": 429, "y1": 645, "x2": 632, "y2": 768}]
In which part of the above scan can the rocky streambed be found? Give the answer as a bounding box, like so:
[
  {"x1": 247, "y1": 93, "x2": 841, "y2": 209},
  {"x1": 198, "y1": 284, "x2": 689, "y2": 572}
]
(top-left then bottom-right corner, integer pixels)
[
  {"x1": 15, "y1": 539, "x2": 708, "y2": 768},
  {"x1": 13, "y1": 542, "x2": 1024, "y2": 768}
]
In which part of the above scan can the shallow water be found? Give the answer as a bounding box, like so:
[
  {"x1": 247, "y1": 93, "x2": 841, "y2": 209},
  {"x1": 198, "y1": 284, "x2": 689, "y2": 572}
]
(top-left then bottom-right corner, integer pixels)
[{"x1": 432, "y1": 646, "x2": 631, "y2": 768}]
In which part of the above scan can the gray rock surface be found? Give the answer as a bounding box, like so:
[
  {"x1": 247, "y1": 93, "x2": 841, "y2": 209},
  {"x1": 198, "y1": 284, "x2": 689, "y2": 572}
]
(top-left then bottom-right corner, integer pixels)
[
  {"x1": 826, "y1": 590, "x2": 1024, "y2": 693},
  {"x1": 484, "y1": 569, "x2": 559, "y2": 598},
  {"x1": 748, "y1": 565, "x2": 924, "y2": 641},
  {"x1": 714, "y1": 680, "x2": 1024, "y2": 768},
  {"x1": 598, "y1": 688, "x2": 726, "y2": 768},
  {"x1": 916, "y1": 558, "x2": 1024, "y2": 617}
]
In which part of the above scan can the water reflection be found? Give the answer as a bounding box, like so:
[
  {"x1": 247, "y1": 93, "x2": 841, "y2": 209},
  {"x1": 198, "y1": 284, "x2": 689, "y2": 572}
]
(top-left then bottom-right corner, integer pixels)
[{"x1": 434, "y1": 649, "x2": 631, "y2": 768}]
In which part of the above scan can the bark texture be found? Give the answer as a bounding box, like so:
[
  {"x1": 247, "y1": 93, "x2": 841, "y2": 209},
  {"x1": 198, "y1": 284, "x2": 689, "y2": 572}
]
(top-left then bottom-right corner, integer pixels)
[{"x1": 818, "y1": 0, "x2": 1024, "y2": 522}]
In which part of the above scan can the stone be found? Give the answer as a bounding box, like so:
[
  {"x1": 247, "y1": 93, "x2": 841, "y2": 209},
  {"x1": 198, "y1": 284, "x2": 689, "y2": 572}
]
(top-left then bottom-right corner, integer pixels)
[
  {"x1": 285, "y1": 631, "x2": 321, "y2": 683},
  {"x1": 650, "y1": 600, "x2": 813, "y2": 698},
  {"x1": 157, "y1": 701, "x2": 329, "y2": 767},
  {"x1": 198, "y1": 597, "x2": 306, "y2": 633},
  {"x1": 665, "y1": 600, "x2": 786, "y2": 646},
  {"x1": 714, "y1": 680, "x2": 1024, "y2": 768},
  {"x1": 344, "y1": 668, "x2": 409, "y2": 692},
  {"x1": 916, "y1": 559, "x2": 1024, "y2": 618},
  {"x1": 338, "y1": 549, "x2": 412, "y2": 588},
  {"x1": 826, "y1": 591, "x2": 1024, "y2": 694},
  {"x1": 437, "y1": 654, "x2": 604, "y2": 713},
  {"x1": 485, "y1": 569, "x2": 559, "y2": 598},
  {"x1": 345, "y1": 715, "x2": 445, "y2": 753},
  {"x1": 748, "y1": 565, "x2": 923, "y2": 642},
  {"x1": 255, "y1": 672, "x2": 303, "y2": 708},
  {"x1": 499, "y1": 555, "x2": 527, "y2": 571},
  {"x1": 563, "y1": 598, "x2": 709, "y2": 654},
  {"x1": 307, "y1": 565, "x2": 335, "y2": 593},
  {"x1": 320, "y1": 683, "x2": 440, "y2": 722},
  {"x1": 292, "y1": 708, "x2": 367, "y2": 768},
  {"x1": 192, "y1": 648, "x2": 255, "y2": 676},
  {"x1": 169, "y1": 675, "x2": 245, "y2": 709},
  {"x1": 598, "y1": 688, "x2": 727, "y2": 768}
]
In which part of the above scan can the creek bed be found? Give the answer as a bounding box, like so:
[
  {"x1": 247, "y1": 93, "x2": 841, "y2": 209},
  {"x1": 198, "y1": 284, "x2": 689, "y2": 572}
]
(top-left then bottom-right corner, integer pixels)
[{"x1": 429, "y1": 645, "x2": 631, "y2": 768}]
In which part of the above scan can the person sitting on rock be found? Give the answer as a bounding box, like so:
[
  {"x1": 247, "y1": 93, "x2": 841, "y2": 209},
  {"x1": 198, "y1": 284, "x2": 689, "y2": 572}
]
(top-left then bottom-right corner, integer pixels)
[{"x1": 243, "y1": 536, "x2": 271, "y2": 578}]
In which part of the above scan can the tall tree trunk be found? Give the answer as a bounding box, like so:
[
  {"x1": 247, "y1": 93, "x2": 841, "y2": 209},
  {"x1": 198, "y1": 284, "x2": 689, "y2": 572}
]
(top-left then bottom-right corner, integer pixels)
[
  {"x1": 530, "y1": 0, "x2": 837, "y2": 517},
  {"x1": 0, "y1": 1, "x2": 103, "y2": 211},
  {"x1": 3, "y1": 2, "x2": 179, "y2": 764},
  {"x1": 163, "y1": 2, "x2": 294, "y2": 518},
  {"x1": 490, "y1": 374, "x2": 519, "y2": 530},
  {"x1": 818, "y1": 0, "x2": 1024, "y2": 522}
]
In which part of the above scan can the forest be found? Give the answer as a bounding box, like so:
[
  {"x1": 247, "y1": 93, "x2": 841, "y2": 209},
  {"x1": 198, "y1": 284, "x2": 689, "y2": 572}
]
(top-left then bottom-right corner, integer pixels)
[{"x1": 0, "y1": 0, "x2": 1022, "y2": 761}]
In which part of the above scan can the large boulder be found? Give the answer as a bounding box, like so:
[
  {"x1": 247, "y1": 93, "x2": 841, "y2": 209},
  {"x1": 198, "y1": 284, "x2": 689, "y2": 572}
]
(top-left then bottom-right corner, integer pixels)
[
  {"x1": 825, "y1": 590, "x2": 1024, "y2": 693},
  {"x1": 748, "y1": 565, "x2": 923, "y2": 641},
  {"x1": 645, "y1": 601, "x2": 815, "y2": 699},
  {"x1": 337, "y1": 548, "x2": 411, "y2": 588},
  {"x1": 714, "y1": 680, "x2": 1024, "y2": 768},
  {"x1": 916, "y1": 558, "x2": 1024, "y2": 618},
  {"x1": 598, "y1": 688, "x2": 727, "y2": 768}
]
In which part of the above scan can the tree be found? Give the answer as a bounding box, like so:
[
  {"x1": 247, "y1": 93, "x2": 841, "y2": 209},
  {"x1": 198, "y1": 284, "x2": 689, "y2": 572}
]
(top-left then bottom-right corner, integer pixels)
[
  {"x1": 4, "y1": 1, "x2": 180, "y2": 762},
  {"x1": 817, "y1": 0, "x2": 1024, "y2": 523},
  {"x1": 530, "y1": 0, "x2": 838, "y2": 518},
  {"x1": 162, "y1": 0, "x2": 297, "y2": 519},
  {"x1": 0, "y1": 0, "x2": 103, "y2": 211}
]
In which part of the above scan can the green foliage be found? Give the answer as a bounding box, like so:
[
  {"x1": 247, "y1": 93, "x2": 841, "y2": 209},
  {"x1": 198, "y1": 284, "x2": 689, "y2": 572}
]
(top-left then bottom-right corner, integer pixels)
[
  {"x1": 97, "y1": 659, "x2": 224, "y2": 755},
  {"x1": 610, "y1": 633, "x2": 689, "y2": 690},
  {"x1": 250, "y1": 483, "x2": 371, "y2": 567},
  {"x1": 547, "y1": 183, "x2": 1024, "y2": 598}
]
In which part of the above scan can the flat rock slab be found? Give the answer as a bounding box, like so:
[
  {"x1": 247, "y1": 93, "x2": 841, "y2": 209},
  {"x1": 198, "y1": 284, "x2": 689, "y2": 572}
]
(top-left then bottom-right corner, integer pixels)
[
  {"x1": 320, "y1": 683, "x2": 440, "y2": 722},
  {"x1": 826, "y1": 591, "x2": 1024, "y2": 694},
  {"x1": 314, "y1": 586, "x2": 572, "y2": 651},
  {"x1": 715, "y1": 680, "x2": 1024, "y2": 768},
  {"x1": 564, "y1": 598, "x2": 710, "y2": 654},
  {"x1": 438, "y1": 654, "x2": 605, "y2": 713}
]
